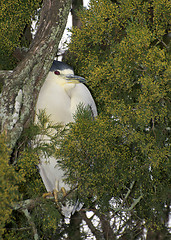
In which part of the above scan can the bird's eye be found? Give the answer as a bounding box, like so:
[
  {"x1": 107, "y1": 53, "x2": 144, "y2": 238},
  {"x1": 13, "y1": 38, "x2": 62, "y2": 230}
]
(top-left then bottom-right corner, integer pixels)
[{"x1": 54, "y1": 71, "x2": 60, "y2": 75}]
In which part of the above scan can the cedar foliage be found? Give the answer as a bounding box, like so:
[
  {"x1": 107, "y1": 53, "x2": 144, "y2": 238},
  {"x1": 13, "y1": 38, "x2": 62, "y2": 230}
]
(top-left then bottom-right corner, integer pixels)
[
  {"x1": 0, "y1": 0, "x2": 170, "y2": 239},
  {"x1": 0, "y1": 136, "x2": 22, "y2": 236},
  {"x1": 61, "y1": 0, "x2": 171, "y2": 237},
  {"x1": 0, "y1": 0, "x2": 41, "y2": 69}
]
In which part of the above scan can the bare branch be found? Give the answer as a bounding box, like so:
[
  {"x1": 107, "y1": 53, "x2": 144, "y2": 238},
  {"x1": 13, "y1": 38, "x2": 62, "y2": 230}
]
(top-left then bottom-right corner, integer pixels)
[
  {"x1": 95, "y1": 210, "x2": 116, "y2": 240},
  {"x1": 12, "y1": 199, "x2": 39, "y2": 211},
  {"x1": 12, "y1": 186, "x2": 77, "y2": 212},
  {"x1": 79, "y1": 211, "x2": 104, "y2": 240},
  {"x1": 0, "y1": 70, "x2": 12, "y2": 78},
  {"x1": 0, "y1": 70, "x2": 12, "y2": 85}
]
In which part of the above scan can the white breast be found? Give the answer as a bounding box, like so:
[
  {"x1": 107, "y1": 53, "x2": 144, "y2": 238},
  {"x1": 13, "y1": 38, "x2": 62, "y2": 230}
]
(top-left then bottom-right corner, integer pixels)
[{"x1": 36, "y1": 72, "x2": 73, "y2": 124}]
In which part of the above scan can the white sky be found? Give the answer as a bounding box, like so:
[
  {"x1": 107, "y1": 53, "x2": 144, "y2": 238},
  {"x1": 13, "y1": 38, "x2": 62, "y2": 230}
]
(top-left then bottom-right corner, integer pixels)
[
  {"x1": 63, "y1": 0, "x2": 90, "y2": 29},
  {"x1": 58, "y1": 0, "x2": 90, "y2": 59}
]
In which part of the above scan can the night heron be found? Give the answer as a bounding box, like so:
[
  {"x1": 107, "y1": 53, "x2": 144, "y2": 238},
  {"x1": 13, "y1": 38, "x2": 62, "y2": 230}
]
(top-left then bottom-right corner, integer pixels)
[{"x1": 35, "y1": 61, "x2": 97, "y2": 216}]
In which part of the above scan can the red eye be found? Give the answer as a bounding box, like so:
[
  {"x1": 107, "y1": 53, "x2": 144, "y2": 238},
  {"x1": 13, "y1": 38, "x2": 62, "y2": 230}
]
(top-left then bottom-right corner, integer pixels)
[{"x1": 54, "y1": 71, "x2": 60, "y2": 75}]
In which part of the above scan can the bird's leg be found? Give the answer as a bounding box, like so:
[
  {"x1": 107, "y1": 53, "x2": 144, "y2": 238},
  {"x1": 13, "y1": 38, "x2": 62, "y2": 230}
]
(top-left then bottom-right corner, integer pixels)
[
  {"x1": 42, "y1": 180, "x2": 59, "y2": 201},
  {"x1": 53, "y1": 189, "x2": 58, "y2": 203},
  {"x1": 42, "y1": 182, "x2": 67, "y2": 204},
  {"x1": 61, "y1": 187, "x2": 67, "y2": 197},
  {"x1": 53, "y1": 180, "x2": 59, "y2": 204}
]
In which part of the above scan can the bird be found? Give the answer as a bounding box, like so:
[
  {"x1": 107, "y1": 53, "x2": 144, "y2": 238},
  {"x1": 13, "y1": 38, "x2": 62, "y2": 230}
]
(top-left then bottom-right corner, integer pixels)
[{"x1": 35, "y1": 60, "x2": 97, "y2": 217}]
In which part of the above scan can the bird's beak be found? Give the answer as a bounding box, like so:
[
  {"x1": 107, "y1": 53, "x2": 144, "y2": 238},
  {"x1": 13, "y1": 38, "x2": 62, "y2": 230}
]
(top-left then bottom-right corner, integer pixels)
[{"x1": 66, "y1": 75, "x2": 86, "y2": 83}]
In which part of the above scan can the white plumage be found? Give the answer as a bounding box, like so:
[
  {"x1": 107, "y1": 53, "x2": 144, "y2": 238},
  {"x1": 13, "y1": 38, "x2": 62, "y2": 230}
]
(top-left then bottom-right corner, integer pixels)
[{"x1": 35, "y1": 61, "x2": 97, "y2": 216}]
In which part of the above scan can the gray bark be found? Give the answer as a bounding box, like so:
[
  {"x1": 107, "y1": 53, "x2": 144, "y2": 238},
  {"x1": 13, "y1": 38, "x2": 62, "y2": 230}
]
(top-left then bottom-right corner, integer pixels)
[{"x1": 0, "y1": 0, "x2": 71, "y2": 149}]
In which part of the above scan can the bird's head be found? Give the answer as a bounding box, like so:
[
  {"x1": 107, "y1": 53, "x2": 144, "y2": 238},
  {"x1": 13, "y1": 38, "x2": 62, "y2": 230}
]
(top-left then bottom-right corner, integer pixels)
[{"x1": 49, "y1": 61, "x2": 86, "y2": 88}]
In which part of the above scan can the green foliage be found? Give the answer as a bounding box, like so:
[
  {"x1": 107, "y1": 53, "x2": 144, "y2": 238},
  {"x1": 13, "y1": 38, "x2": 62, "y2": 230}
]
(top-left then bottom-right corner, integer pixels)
[
  {"x1": 0, "y1": 135, "x2": 22, "y2": 236},
  {"x1": 58, "y1": 107, "x2": 170, "y2": 217},
  {"x1": 0, "y1": 0, "x2": 41, "y2": 69},
  {"x1": 32, "y1": 200, "x2": 61, "y2": 238},
  {"x1": 16, "y1": 110, "x2": 66, "y2": 199},
  {"x1": 1, "y1": 0, "x2": 171, "y2": 238},
  {"x1": 33, "y1": 110, "x2": 66, "y2": 155},
  {"x1": 17, "y1": 151, "x2": 43, "y2": 198},
  {"x1": 57, "y1": 107, "x2": 133, "y2": 202},
  {"x1": 2, "y1": 112, "x2": 64, "y2": 239},
  {"x1": 63, "y1": 0, "x2": 171, "y2": 231}
]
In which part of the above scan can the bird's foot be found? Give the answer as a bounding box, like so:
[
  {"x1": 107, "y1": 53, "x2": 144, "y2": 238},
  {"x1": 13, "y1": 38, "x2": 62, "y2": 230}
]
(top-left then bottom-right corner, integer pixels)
[
  {"x1": 43, "y1": 192, "x2": 53, "y2": 198},
  {"x1": 43, "y1": 191, "x2": 59, "y2": 202},
  {"x1": 42, "y1": 187, "x2": 67, "y2": 206},
  {"x1": 43, "y1": 190, "x2": 60, "y2": 208}
]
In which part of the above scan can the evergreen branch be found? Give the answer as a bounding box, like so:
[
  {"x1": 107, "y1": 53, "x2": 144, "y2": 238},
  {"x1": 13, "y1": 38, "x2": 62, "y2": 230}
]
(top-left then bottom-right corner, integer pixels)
[
  {"x1": 12, "y1": 199, "x2": 39, "y2": 211},
  {"x1": 114, "y1": 181, "x2": 135, "y2": 212},
  {"x1": 21, "y1": 208, "x2": 39, "y2": 240},
  {"x1": 109, "y1": 181, "x2": 143, "y2": 212},
  {"x1": 126, "y1": 195, "x2": 143, "y2": 211},
  {"x1": 12, "y1": 186, "x2": 78, "y2": 211}
]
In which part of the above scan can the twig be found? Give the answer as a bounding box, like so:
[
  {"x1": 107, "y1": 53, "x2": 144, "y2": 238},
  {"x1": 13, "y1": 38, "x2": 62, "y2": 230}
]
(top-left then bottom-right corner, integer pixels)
[
  {"x1": 134, "y1": 67, "x2": 147, "y2": 72},
  {"x1": 126, "y1": 195, "x2": 143, "y2": 211},
  {"x1": 157, "y1": 39, "x2": 169, "y2": 49},
  {"x1": 110, "y1": 181, "x2": 143, "y2": 212},
  {"x1": 12, "y1": 198, "x2": 39, "y2": 211},
  {"x1": 111, "y1": 193, "x2": 143, "y2": 212},
  {"x1": 95, "y1": 210, "x2": 115, "y2": 239},
  {"x1": 151, "y1": 118, "x2": 156, "y2": 139},
  {"x1": 114, "y1": 181, "x2": 135, "y2": 212}
]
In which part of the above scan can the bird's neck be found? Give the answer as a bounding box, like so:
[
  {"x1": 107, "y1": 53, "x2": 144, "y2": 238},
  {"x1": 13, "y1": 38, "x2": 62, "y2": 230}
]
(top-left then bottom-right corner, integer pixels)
[{"x1": 64, "y1": 83, "x2": 76, "y2": 98}]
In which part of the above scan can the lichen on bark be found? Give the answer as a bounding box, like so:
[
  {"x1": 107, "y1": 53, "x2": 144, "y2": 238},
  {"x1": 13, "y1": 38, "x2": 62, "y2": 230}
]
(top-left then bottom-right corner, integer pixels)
[{"x1": 0, "y1": 0, "x2": 71, "y2": 150}]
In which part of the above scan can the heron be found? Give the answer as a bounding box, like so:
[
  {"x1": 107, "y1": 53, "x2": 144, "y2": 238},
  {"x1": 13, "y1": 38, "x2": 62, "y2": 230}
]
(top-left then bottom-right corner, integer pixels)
[{"x1": 35, "y1": 61, "x2": 97, "y2": 217}]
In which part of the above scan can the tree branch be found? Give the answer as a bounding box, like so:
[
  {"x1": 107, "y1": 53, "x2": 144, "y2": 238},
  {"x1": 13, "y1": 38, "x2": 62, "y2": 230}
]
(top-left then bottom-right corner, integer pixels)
[
  {"x1": 21, "y1": 208, "x2": 39, "y2": 240},
  {"x1": 12, "y1": 47, "x2": 29, "y2": 61},
  {"x1": 79, "y1": 211, "x2": 104, "y2": 240},
  {"x1": 71, "y1": 0, "x2": 83, "y2": 28},
  {"x1": 0, "y1": 70, "x2": 12, "y2": 78},
  {"x1": 95, "y1": 210, "x2": 115, "y2": 240},
  {"x1": 110, "y1": 181, "x2": 143, "y2": 212},
  {"x1": 12, "y1": 186, "x2": 77, "y2": 212}
]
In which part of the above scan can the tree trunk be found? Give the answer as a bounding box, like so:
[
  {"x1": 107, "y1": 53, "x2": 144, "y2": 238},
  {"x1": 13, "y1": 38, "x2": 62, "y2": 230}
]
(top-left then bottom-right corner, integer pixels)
[
  {"x1": 0, "y1": 0, "x2": 71, "y2": 150},
  {"x1": 68, "y1": 212, "x2": 82, "y2": 240},
  {"x1": 72, "y1": 0, "x2": 83, "y2": 28}
]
